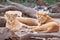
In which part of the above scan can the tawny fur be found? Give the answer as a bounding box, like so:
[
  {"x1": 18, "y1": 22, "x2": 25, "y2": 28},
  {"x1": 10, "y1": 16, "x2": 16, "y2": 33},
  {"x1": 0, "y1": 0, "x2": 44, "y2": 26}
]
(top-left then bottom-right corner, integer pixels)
[
  {"x1": 5, "y1": 13, "x2": 29, "y2": 32},
  {"x1": 32, "y1": 11, "x2": 59, "y2": 33},
  {"x1": 17, "y1": 17, "x2": 38, "y2": 26}
]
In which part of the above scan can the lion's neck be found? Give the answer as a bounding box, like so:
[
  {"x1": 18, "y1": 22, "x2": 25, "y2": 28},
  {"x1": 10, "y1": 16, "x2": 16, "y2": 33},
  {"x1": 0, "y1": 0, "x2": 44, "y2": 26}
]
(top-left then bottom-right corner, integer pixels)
[{"x1": 46, "y1": 16, "x2": 54, "y2": 23}]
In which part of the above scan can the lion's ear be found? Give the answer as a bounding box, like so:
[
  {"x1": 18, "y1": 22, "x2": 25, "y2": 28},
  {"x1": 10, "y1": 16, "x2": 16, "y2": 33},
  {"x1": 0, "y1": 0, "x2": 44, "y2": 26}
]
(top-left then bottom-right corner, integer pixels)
[
  {"x1": 43, "y1": 14, "x2": 48, "y2": 17},
  {"x1": 36, "y1": 11, "x2": 42, "y2": 17},
  {"x1": 13, "y1": 14, "x2": 17, "y2": 17},
  {"x1": 5, "y1": 13, "x2": 10, "y2": 17}
]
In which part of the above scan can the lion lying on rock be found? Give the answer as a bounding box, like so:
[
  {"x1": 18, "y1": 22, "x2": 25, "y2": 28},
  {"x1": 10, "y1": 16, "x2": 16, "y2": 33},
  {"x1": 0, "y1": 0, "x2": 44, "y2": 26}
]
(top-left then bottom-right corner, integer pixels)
[{"x1": 31, "y1": 11, "x2": 59, "y2": 33}]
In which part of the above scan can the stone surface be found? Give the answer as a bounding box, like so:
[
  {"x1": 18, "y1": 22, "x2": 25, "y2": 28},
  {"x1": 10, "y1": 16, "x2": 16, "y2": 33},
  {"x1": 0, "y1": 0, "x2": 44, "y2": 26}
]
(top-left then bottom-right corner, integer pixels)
[
  {"x1": 0, "y1": 17, "x2": 6, "y2": 27},
  {"x1": 48, "y1": 38, "x2": 60, "y2": 40},
  {"x1": 0, "y1": 27, "x2": 11, "y2": 40}
]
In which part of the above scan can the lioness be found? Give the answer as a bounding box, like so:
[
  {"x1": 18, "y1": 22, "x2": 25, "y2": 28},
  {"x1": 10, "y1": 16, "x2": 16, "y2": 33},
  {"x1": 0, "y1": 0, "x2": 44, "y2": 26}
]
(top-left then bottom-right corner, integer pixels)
[
  {"x1": 32, "y1": 11, "x2": 59, "y2": 33},
  {"x1": 5, "y1": 13, "x2": 29, "y2": 32}
]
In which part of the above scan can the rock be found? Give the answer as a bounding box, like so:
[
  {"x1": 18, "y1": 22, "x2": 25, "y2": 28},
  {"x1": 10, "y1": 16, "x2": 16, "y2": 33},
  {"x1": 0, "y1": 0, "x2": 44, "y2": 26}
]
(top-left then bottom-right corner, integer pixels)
[
  {"x1": 0, "y1": 27, "x2": 11, "y2": 40},
  {"x1": 0, "y1": 17, "x2": 6, "y2": 27}
]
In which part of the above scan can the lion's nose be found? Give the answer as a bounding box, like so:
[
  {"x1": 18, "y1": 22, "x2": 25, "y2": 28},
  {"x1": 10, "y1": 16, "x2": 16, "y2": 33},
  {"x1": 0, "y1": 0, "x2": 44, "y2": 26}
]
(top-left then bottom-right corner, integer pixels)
[{"x1": 10, "y1": 19, "x2": 12, "y2": 22}]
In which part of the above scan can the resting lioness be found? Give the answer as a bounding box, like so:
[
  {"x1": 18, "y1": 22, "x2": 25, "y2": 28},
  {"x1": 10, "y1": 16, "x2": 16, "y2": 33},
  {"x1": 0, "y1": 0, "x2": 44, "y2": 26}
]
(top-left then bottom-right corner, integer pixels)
[
  {"x1": 5, "y1": 13, "x2": 29, "y2": 32},
  {"x1": 32, "y1": 11, "x2": 59, "y2": 33}
]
